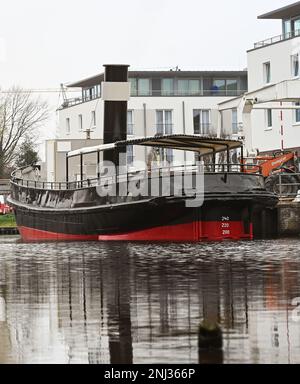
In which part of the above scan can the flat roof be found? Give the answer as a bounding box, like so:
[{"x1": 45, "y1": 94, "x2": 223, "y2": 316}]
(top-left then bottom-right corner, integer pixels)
[
  {"x1": 258, "y1": 1, "x2": 300, "y2": 19},
  {"x1": 67, "y1": 70, "x2": 247, "y2": 88},
  {"x1": 68, "y1": 134, "x2": 242, "y2": 158}
]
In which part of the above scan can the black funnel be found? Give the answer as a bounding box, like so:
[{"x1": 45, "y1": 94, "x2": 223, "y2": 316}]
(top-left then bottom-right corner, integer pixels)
[{"x1": 103, "y1": 64, "x2": 129, "y2": 165}]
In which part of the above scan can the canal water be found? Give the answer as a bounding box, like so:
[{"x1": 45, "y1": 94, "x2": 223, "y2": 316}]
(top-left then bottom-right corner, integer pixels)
[{"x1": 0, "y1": 237, "x2": 300, "y2": 364}]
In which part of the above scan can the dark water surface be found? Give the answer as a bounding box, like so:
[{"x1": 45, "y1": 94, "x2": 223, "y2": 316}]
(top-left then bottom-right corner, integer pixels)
[{"x1": 0, "y1": 237, "x2": 300, "y2": 364}]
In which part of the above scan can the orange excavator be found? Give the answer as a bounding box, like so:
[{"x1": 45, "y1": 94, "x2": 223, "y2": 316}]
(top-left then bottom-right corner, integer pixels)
[{"x1": 242, "y1": 151, "x2": 300, "y2": 196}]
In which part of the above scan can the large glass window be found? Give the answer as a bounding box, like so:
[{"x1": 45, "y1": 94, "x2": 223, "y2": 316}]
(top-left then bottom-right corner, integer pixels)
[
  {"x1": 78, "y1": 114, "x2": 83, "y2": 131},
  {"x1": 177, "y1": 80, "x2": 200, "y2": 96},
  {"x1": 294, "y1": 19, "x2": 300, "y2": 35},
  {"x1": 295, "y1": 102, "x2": 300, "y2": 123},
  {"x1": 189, "y1": 80, "x2": 200, "y2": 95},
  {"x1": 138, "y1": 79, "x2": 150, "y2": 96},
  {"x1": 266, "y1": 109, "x2": 273, "y2": 128},
  {"x1": 193, "y1": 110, "x2": 211, "y2": 135},
  {"x1": 284, "y1": 19, "x2": 292, "y2": 37},
  {"x1": 91, "y1": 111, "x2": 96, "y2": 127},
  {"x1": 156, "y1": 110, "x2": 173, "y2": 135},
  {"x1": 127, "y1": 145, "x2": 134, "y2": 165},
  {"x1": 66, "y1": 118, "x2": 70, "y2": 134},
  {"x1": 292, "y1": 54, "x2": 299, "y2": 77},
  {"x1": 129, "y1": 78, "x2": 137, "y2": 96},
  {"x1": 212, "y1": 79, "x2": 226, "y2": 95},
  {"x1": 264, "y1": 62, "x2": 271, "y2": 84},
  {"x1": 232, "y1": 109, "x2": 238, "y2": 134},
  {"x1": 127, "y1": 110, "x2": 134, "y2": 135},
  {"x1": 162, "y1": 79, "x2": 174, "y2": 96},
  {"x1": 178, "y1": 80, "x2": 189, "y2": 95},
  {"x1": 227, "y1": 80, "x2": 238, "y2": 96}
]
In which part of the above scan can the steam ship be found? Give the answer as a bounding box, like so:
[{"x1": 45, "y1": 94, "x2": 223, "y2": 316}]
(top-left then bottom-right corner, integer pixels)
[{"x1": 8, "y1": 65, "x2": 278, "y2": 242}]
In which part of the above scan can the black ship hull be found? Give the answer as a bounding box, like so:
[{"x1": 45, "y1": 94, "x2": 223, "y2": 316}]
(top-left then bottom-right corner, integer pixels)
[{"x1": 8, "y1": 173, "x2": 278, "y2": 241}]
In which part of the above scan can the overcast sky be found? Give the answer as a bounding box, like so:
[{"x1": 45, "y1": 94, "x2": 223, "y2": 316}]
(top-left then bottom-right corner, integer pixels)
[{"x1": 0, "y1": 0, "x2": 294, "y2": 142}]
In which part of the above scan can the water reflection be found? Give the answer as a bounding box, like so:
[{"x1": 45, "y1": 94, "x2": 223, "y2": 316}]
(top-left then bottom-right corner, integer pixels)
[{"x1": 0, "y1": 237, "x2": 300, "y2": 363}]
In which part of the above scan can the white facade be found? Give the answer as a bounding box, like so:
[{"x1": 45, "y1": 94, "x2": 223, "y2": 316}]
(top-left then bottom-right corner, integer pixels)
[
  {"x1": 247, "y1": 36, "x2": 300, "y2": 153},
  {"x1": 219, "y1": 3, "x2": 300, "y2": 156},
  {"x1": 50, "y1": 71, "x2": 247, "y2": 181}
]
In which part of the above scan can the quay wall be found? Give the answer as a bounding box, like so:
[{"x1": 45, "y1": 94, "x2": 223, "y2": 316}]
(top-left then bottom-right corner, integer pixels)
[{"x1": 277, "y1": 201, "x2": 300, "y2": 237}]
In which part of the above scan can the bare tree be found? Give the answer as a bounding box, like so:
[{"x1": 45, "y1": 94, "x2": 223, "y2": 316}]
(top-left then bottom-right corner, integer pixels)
[{"x1": 0, "y1": 87, "x2": 48, "y2": 177}]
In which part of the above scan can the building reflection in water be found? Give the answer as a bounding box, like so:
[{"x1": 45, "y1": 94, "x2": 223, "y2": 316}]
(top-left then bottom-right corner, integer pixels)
[{"x1": 0, "y1": 239, "x2": 300, "y2": 363}]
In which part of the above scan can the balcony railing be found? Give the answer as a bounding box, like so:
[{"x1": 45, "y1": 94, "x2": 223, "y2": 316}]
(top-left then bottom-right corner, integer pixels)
[
  {"x1": 193, "y1": 123, "x2": 216, "y2": 136},
  {"x1": 156, "y1": 124, "x2": 174, "y2": 135},
  {"x1": 131, "y1": 89, "x2": 246, "y2": 97},
  {"x1": 60, "y1": 89, "x2": 247, "y2": 109},
  {"x1": 254, "y1": 29, "x2": 300, "y2": 49}
]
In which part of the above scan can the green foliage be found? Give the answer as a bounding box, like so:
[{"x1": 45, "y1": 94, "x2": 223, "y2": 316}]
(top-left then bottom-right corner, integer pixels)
[
  {"x1": 15, "y1": 138, "x2": 40, "y2": 168},
  {"x1": 0, "y1": 214, "x2": 16, "y2": 228}
]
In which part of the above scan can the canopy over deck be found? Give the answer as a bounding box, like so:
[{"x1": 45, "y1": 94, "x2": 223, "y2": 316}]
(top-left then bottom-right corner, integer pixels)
[{"x1": 67, "y1": 134, "x2": 242, "y2": 158}]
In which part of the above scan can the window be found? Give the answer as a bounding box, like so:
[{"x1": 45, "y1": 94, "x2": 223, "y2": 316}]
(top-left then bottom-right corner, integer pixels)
[
  {"x1": 189, "y1": 80, "x2": 200, "y2": 95},
  {"x1": 294, "y1": 19, "x2": 300, "y2": 36},
  {"x1": 82, "y1": 85, "x2": 100, "y2": 101},
  {"x1": 127, "y1": 145, "x2": 134, "y2": 165},
  {"x1": 193, "y1": 110, "x2": 211, "y2": 135},
  {"x1": 129, "y1": 78, "x2": 137, "y2": 96},
  {"x1": 232, "y1": 109, "x2": 238, "y2": 134},
  {"x1": 66, "y1": 118, "x2": 70, "y2": 134},
  {"x1": 178, "y1": 80, "x2": 200, "y2": 95},
  {"x1": 78, "y1": 114, "x2": 83, "y2": 131},
  {"x1": 227, "y1": 80, "x2": 238, "y2": 96},
  {"x1": 166, "y1": 148, "x2": 173, "y2": 163},
  {"x1": 127, "y1": 110, "x2": 134, "y2": 135},
  {"x1": 292, "y1": 54, "x2": 299, "y2": 77},
  {"x1": 211, "y1": 79, "x2": 239, "y2": 96},
  {"x1": 266, "y1": 109, "x2": 272, "y2": 128},
  {"x1": 138, "y1": 79, "x2": 150, "y2": 96},
  {"x1": 284, "y1": 19, "x2": 292, "y2": 38},
  {"x1": 264, "y1": 62, "x2": 271, "y2": 84},
  {"x1": 295, "y1": 102, "x2": 300, "y2": 123},
  {"x1": 162, "y1": 79, "x2": 174, "y2": 96},
  {"x1": 156, "y1": 110, "x2": 173, "y2": 135},
  {"x1": 91, "y1": 111, "x2": 96, "y2": 127},
  {"x1": 213, "y1": 79, "x2": 226, "y2": 94}
]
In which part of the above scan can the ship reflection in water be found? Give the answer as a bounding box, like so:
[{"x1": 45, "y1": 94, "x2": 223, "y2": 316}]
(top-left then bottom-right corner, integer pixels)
[{"x1": 1, "y1": 237, "x2": 300, "y2": 364}]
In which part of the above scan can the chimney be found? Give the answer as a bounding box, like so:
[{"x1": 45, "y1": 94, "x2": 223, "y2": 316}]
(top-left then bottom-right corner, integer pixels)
[{"x1": 102, "y1": 64, "x2": 130, "y2": 165}]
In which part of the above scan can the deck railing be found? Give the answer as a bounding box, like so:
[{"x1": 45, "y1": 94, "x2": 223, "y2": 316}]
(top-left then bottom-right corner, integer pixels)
[
  {"x1": 254, "y1": 29, "x2": 300, "y2": 49},
  {"x1": 11, "y1": 163, "x2": 262, "y2": 191}
]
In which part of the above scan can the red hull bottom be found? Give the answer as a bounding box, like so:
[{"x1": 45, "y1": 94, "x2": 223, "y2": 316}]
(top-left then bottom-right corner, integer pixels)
[
  {"x1": 18, "y1": 221, "x2": 253, "y2": 242},
  {"x1": 18, "y1": 226, "x2": 98, "y2": 242}
]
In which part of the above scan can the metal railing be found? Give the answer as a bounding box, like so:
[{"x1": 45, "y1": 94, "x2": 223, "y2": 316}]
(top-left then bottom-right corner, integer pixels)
[
  {"x1": 156, "y1": 124, "x2": 174, "y2": 135},
  {"x1": 60, "y1": 89, "x2": 247, "y2": 109},
  {"x1": 11, "y1": 163, "x2": 262, "y2": 192},
  {"x1": 276, "y1": 173, "x2": 300, "y2": 198},
  {"x1": 254, "y1": 29, "x2": 300, "y2": 49},
  {"x1": 194, "y1": 123, "x2": 216, "y2": 136}
]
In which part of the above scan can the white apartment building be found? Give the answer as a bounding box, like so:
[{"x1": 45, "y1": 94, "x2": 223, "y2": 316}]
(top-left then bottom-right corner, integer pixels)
[
  {"x1": 47, "y1": 70, "x2": 247, "y2": 181},
  {"x1": 220, "y1": 1, "x2": 300, "y2": 156}
]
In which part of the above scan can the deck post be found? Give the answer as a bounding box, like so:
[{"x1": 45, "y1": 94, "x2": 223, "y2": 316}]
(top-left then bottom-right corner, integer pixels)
[
  {"x1": 80, "y1": 153, "x2": 83, "y2": 187},
  {"x1": 226, "y1": 145, "x2": 230, "y2": 172},
  {"x1": 66, "y1": 155, "x2": 69, "y2": 186},
  {"x1": 240, "y1": 145, "x2": 244, "y2": 173},
  {"x1": 212, "y1": 150, "x2": 216, "y2": 172},
  {"x1": 97, "y1": 151, "x2": 100, "y2": 180}
]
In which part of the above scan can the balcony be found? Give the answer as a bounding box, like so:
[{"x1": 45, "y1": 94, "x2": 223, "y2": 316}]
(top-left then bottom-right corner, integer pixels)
[
  {"x1": 253, "y1": 29, "x2": 300, "y2": 49},
  {"x1": 130, "y1": 89, "x2": 246, "y2": 97},
  {"x1": 60, "y1": 89, "x2": 246, "y2": 109}
]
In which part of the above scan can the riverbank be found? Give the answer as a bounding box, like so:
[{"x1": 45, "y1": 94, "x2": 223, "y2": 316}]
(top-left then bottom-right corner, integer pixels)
[
  {"x1": 0, "y1": 214, "x2": 16, "y2": 228},
  {"x1": 0, "y1": 215, "x2": 18, "y2": 235}
]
